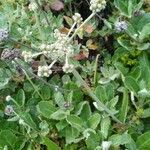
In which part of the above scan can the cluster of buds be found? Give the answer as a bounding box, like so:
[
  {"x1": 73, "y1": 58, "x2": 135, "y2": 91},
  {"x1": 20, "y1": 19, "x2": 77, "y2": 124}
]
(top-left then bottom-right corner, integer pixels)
[
  {"x1": 72, "y1": 13, "x2": 83, "y2": 23},
  {"x1": 28, "y1": 2, "x2": 38, "y2": 11},
  {"x1": 37, "y1": 65, "x2": 52, "y2": 77},
  {"x1": 115, "y1": 21, "x2": 128, "y2": 32},
  {"x1": 22, "y1": 51, "x2": 32, "y2": 62},
  {"x1": 62, "y1": 56, "x2": 74, "y2": 73},
  {"x1": 90, "y1": 0, "x2": 106, "y2": 13},
  {"x1": 0, "y1": 28, "x2": 9, "y2": 41},
  {"x1": 39, "y1": 29, "x2": 74, "y2": 61},
  {"x1": 1, "y1": 48, "x2": 21, "y2": 61}
]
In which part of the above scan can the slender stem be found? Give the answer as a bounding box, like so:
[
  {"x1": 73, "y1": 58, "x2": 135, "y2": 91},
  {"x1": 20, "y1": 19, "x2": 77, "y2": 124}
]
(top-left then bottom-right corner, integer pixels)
[
  {"x1": 23, "y1": 69, "x2": 44, "y2": 101},
  {"x1": 72, "y1": 69, "x2": 123, "y2": 124},
  {"x1": 94, "y1": 54, "x2": 100, "y2": 87},
  {"x1": 69, "y1": 13, "x2": 95, "y2": 42},
  {"x1": 130, "y1": 91, "x2": 138, "y2": 109},
  {"x1": 48, "y1": 60, "x2": 57, "y2": 69},
  {"x1": 32, "y1": 52, "x2": 43, "y2": 58},
  {"x1": 67, "y1": 22, "x2": 77, "y2": 37}
]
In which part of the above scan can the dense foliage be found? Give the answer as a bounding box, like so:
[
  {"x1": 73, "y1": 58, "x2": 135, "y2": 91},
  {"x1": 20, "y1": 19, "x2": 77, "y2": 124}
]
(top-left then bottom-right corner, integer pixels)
[{"x1": 0, "y1": 0, "x2": 150, "y2": 150}]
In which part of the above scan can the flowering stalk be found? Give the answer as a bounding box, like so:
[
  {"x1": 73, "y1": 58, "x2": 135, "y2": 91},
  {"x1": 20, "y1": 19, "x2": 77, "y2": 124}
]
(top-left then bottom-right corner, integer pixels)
[
  {"x1": 67, "y1": 22, "x2": 77, "y2": 37},
  {"x1": 48, "y1": 60, "x2": 57, "y2": 69},
  {"x1": 69, "y1": 12, "x2": 96, "y2": 42},
  {"x1": 94, "y1": 54, "x2": 100, "y2": 87},
  {"x1": 72, "y1": 69, "x2": 123, "y2": 124},
  {"x1": 22, "y1": 68, "x2": 44, "y2": 101}
]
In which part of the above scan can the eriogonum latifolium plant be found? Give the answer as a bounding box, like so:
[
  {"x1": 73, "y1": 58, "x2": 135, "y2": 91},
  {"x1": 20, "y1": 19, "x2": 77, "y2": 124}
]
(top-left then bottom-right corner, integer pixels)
[{"x1": 0, "y1": 0, "x2": 150, "y2": 150}]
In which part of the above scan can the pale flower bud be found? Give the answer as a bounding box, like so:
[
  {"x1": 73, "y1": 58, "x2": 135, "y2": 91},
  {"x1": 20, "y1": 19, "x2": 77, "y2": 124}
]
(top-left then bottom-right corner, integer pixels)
[
  {"x1": 102, "y1": 141, "x2": 112, "y2": 150},
  {"x1": 28, "y1": 2, "x2": 38, "y2": 11},
  {"x1": 5, "y1": 95, "x2": 12, "y2": 102},
  {"x1": 22, "y1": 51, "x2": 32, "y2": 62},
  {"x1": 90, "y1": 0, "x2": 106, "y2": 13}
]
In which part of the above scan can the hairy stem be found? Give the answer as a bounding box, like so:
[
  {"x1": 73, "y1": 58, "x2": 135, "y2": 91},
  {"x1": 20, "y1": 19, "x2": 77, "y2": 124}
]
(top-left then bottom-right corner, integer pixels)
[
  {"x1": 94, "y1": 54, "x2": 100, "y2": 87},
  {"x1": 73, "y1": 69, "x2": 123, "y2": 124},
  {"x1": 23, "y1": 69, "x2": 44, "y2": 101},
  {"x1": 69, "y1": 13, "x2": 95, "y2": 42}
]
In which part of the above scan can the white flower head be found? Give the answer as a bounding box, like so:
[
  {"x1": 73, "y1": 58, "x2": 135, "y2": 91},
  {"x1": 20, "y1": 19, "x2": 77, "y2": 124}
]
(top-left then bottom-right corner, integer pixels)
[
  {"x1": 62, "y1": 56, "x2": 74, "y2": 73},
  {"x1": 72, "y1": 13, "x2": 83, "y2": 23},
  {"x1": 22, "y1": 51, "x2": 32, "y2": 62},
  {"x1": 5, "y1": 95, "x2": 12, "y2": 102},
  {"x1": 62, "y1": 63, "x2": 74, "y2": 73},
  {"x1": 28, "y1": 2, "x2": 38, "y2": 11},
  {"x1": 19, "y1": 119, "x2": 25, "y2": 125},
  {"x1": 38, "y1": 65, "x2": 52, "y2": 77},
  {"x1": 40, "y1": 44, "x2": 47, "y2": 50},
  {"x1": 102, "y1": 141, "x2": 112, "y2": 150},
  {"x1": 90, "y1": 0, "x2": 106, "y2": 13}
]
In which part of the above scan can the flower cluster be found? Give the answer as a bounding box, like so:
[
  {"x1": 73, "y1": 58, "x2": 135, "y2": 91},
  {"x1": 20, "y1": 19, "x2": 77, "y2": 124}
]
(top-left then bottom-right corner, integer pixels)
[
  {"x1": 115, "y1": 21, "x2": 128, "y2": 32},
  {"x1": 0, "y1": 28, "x2": 9, "y2": 41},
  {"x1": 1, "y1": 48, "x2": 21, "y2": 61},
  {"x1": 28, "y1": 2, "x2": 38, "y2": 11},
  {"x1": 90, "y1": 0, "x2": 106, "y2": 13},
  {"x1": 62, "y1": 56, "x2": 74, "y2": 73},
  {"x1": 62, "y1": 63, "x2": 74, "y2": 73},
  {"x1": 72, "y1": 13, "x2": 83, "y2": 23},
  {"x1": 22, "y1": 51, "x2": 32, "y2": 62},
  {"x1": 39, "y1": 29, "x2": 74, "y2": 61},
  {"x1": 37, "y1": 65, "x2": 52, "y2": 77}
]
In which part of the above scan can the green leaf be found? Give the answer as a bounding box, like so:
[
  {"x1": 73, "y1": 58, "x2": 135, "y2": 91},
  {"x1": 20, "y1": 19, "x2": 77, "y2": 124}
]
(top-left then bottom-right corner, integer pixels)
[
  {"x1": 124, "y1": 76, "x2": 140, "y2": 93},
  {"x1": 50, "y1": 109, "x2": 69, "y2": 120},
  {"x1": 75, "y1": 101, "x2": 91, "y2": 121},
  {"x1": 18, "y1": 112, "x2": 38, "y2": 131},
  {"x1": 66, "y1": 115, "x2": 83, "y2": 131},
  {"x1": 119, "y1": 89, "x2": 129, "y2": 123},
  {"x1": 87, "y1": 113, "x2": 101, "y2": 129},
  {"x1": 129, "y1": 66, "x2": 141, "y2": 80},
  {"x1": 95, "y1": 85, "x2": 107, "y2": 102},
  {"x1": 115, "y1": 62, "x2": 128, "y2": 76},
  {"x1": 141, "y1": 108, "x2": 150, "y2": 118},
  {"x1": 117, "y1": 37, "x2": 132, "y2": 50},
  {"x1": 64, "y1": 126, "x2": 80, "y2": 145},
  {"x1": 0, "y1": 130, "x2": 17, "y2": 149},
  {"x1": 100, "y1": 117, "x2": 111, "y2": 139},
  {"x1": 109, "y1": 132, "x2": 134, "y2": 146},
  {"x1": 40, "y1": 85, "x2": 51, "y2": 100},
  {"x1": 37, "y1": 101, "x2": 57, "y2": 119},
  {"x1": 63, "y1": 16, "x2": 73, "y2": 27},
  {"x1": 0, "y1": 68, "x2": 11, "y2": 90},
  {"x1": 130, "y1": 13, "x2": 150, "y2": 32},
  {"x1": 139, "y1": 23, "x2": 150, "y2": 40},
  {"x1": 86, "y1": 132, "x2": 101, "y2": 150},
  {"x1": 114, "y1": 0, "x2": 133, "y2": 17},
  {"x1": 136, "y1": 131, "x2": 150, "y2": 150},
  {"x1": 16, "y1": 89, "x2": 25, "y2": 106},
  {"x1": 42, "y1": 137, "x2": 60, "y2": 150},
  {"x1": 54, "y1": 92, "x2": 65, "y2": 108}
]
